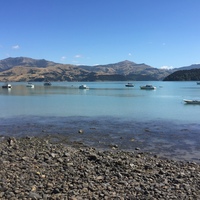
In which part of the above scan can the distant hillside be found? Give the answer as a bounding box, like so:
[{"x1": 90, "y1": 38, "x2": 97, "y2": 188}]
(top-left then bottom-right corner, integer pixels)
[
  {"x1": 0, "y1": 57, "x2": 58, "y2": 72},
  {"x1": 0, "y1": 65, "x2": 89, "y2": 82},
  {"x1": 79, "y1": 60, "x2": 170, "y2": 80},
  {"x1": 0, "y1": 57, "x2": 171, "y2": 82},
  {"x1": 163, "y1": 68, "x2": 200, "y2": 81},
  {"x1": 79, "y1": 60, "x2": 148, "y2": 75},
  {"x1": 174, "y1": 64, "x2": 200, "y2": 71}
]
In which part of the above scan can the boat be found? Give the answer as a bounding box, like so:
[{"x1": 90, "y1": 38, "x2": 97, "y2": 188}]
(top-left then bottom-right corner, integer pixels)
[
  {"x1": 44, "y1": 81, "x2": 52, "y2": 86},
  {"x1": 125, "y1": 83, "x2": 134, "y2": 87},
  {"x1": 197, "y1": 82, "x2": 200, "y2": 85},
  {"x1": 183, "y1": 99, "x2": 200, "y2": 104},
  {"x1": 2, "y1": 83, "x2": 12, "y2": 89},
  {"x1": 140, "y1": 85, "x2": 156, "y2": 90},
  {"x1": 26, "y1": 82, "x2": 34, "y2": 88},
  {"x1": 79, "y1": 84, "x2": 89, "y2": 89}
]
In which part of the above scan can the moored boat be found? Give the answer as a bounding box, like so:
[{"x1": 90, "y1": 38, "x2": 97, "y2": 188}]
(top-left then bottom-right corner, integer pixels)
[
  {"x1": 125, "y1": 83, "x2": 134, "y2": 87},
  {"x1": 26, "y1": 82, "x2": 34, "y2": 88},
  {"x1": 197, "y1": 82, "x2": 200, "y2": 85},
  {"x1": 2, "y1": 83, "x2": 12, "y2": 89},
  {"x1": 140, "y1": 85, "x2": 156, "y2": 90},
  {"x1": 79, "y1": 84, "x2": 89, "y2": 89},
  {"x1": 44, "y1": 81, "x2": 52, "y2": 86},
  {"x1": 183, "y1": 99, "x2": 200, "y2": 104}
]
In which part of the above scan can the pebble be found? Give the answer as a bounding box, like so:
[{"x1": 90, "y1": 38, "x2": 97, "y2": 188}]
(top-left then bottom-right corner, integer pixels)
[{"x1": 0, "y1": 136, "x2": 200, "y2": 199}]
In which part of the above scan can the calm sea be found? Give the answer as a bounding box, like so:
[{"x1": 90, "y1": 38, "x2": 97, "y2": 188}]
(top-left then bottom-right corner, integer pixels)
[{"x1": 0, "y1": 81, "x2": 200, "y2": 162}]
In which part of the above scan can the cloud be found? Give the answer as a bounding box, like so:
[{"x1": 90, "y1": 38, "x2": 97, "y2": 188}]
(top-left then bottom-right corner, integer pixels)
[
  {"x1": 12, "y1": 45, "x2": 20, "y2": 49},
  {"x1": 61, "y1": 56, "x2": 66, "y2": 61},
  {"x1": 160, "y1": 66, "x2": 173, "y2": 70},
  {"x1": 74, "y1": 54, "x2": 83, "y2": 58},
  {"x1": 128, "y1": 53, "x2": 132, "y2": 56}
]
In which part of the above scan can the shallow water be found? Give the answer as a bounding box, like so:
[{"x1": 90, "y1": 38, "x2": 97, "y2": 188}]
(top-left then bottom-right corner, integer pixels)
[{"x1": 0, "y1": 81, "x2": 200, "y2": 162}]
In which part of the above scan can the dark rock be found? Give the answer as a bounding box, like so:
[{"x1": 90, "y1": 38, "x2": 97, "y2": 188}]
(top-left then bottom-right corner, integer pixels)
[{"x1": 0, "y1": 136, "x2": 199, "y2": 199}]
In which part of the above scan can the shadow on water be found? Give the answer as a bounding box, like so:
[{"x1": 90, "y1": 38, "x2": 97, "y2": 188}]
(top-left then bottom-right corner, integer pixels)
[{"x1": 0, "y1": 115, "x2": 200, "y2": 163}]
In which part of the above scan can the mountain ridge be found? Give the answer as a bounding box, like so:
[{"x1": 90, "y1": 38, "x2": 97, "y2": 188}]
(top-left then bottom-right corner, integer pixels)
[
  {"x1": 0, "y1": 57, "x2": 199, "y2": 82},
  {"x1": 0, "y1": 57, "x2": 62, "y2": 72},
  {"x1": 174, "y1": 64, "x2": 200, "y2": 71}
]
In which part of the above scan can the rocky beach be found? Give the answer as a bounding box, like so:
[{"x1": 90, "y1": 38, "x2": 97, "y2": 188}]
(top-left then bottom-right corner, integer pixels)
[{"x1": 0, "y1": 135, "x2": 200, "y2": 200}]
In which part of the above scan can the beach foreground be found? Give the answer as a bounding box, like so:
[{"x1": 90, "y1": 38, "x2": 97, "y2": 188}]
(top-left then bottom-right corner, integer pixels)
[{"x1": 0, "y1": 136, "x2": 200, "y2": 200}]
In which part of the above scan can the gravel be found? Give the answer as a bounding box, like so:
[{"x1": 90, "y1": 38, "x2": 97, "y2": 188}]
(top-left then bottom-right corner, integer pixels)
[{"x1": 0, "y1": 136, "x2": 200, "y2": 199}]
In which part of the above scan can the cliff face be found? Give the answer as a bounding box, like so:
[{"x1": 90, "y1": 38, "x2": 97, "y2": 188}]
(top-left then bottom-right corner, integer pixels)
[{"x1": 0, "y1": 57, "x2": 171, "y2": 82}]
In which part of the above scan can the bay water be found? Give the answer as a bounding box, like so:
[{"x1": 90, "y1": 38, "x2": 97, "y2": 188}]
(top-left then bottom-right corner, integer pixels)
[{"x1": 0, "y1": 81, "x2": 200, "y2": 162}]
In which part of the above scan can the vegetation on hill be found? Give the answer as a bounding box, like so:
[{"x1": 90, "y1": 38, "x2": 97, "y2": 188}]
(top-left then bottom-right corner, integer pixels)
[{"x1": 163, "y1": 69, "x2": 200, "y2": 81}]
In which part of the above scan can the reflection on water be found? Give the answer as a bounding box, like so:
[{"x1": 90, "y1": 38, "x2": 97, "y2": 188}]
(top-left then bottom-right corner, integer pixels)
[
  {"x1": 1, "y1": 81, "x2": 200, "y2": 122},
  {"x1": 0, "y1": 81, "x2": 200, "y2": 162}
]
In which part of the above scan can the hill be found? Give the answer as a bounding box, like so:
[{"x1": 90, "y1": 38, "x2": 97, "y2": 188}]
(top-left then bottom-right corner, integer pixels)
[
  {"x1": 0, "y1": 57, "x2": 58, "y2": 72},
  {"x1": 79, "y1": 60, "x2": 170, "y2": 81},
  {"x1": 173, "y1": 64, "x2": 200, "y2": 71},
  {"x1": 163, "y1": 68, "x2": 200, "y2": 81},
  {"x1": 0, "y1": 57, "x2": 171, "y2": 82}
]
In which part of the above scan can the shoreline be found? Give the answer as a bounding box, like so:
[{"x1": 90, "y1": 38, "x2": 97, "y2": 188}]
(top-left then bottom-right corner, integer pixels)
[
  {"x1": 0, "y1": 116, "x2": 200, "y2": 163},
  {"x1": 0, "y1": 136, "x2": 200, "y2": 199}
]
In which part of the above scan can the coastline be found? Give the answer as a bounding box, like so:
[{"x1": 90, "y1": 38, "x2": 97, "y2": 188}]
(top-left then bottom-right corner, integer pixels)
[
  {"x1": 0, "y1": 136, "x2": 200, "y2": 199},
  {"x1": 0, "y1": 116, "x2": 200, "y2": 163}
]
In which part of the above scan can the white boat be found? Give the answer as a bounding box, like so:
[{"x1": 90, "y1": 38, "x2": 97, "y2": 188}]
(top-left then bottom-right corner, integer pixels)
[
  {"x1": 26, "y1": 82, "x2": 34, "y2": 88},
  {"x1": 125, "y1": 83, "x2": 134, "y2": 87},
  {"x1": 79, "y1": 84, "x2": 89, "y2": 89},
  {"x1": 183, "y1": 99, "x2": 200, "y2": 104},
  {"x1": 140, "y1": 85, "x2": 156, "y2": 90},
  {"x1": 44, "y1": 81, "x2": 52, "y2": 86},
  {"x1": 2, "y1": 83, "x2": 12, "y2": 89}
]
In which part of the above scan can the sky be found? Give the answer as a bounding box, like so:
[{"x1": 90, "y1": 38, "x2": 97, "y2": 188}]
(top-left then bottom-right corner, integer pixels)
[{"x1": 0, "y1": 0, "x2": 200, "y2": 69}]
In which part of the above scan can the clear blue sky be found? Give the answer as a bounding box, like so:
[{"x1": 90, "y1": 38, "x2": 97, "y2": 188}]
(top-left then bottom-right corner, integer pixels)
[{"x1": 0, "y1": 0, "x2": 200, "y2": 69}]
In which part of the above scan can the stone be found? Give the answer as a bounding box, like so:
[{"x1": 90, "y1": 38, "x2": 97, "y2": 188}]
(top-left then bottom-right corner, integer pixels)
[{"x1": 0, "y1": 136, "x2": 199, "y2": 199}]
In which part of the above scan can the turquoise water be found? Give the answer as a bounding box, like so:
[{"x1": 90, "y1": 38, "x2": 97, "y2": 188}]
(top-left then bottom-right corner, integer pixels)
[
  {"x1": 0, "y1": 81, "x2": 200, "y2": 162},
  {"x1": 0, "y1": 81, "x2": 200, "y2": 123}
]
